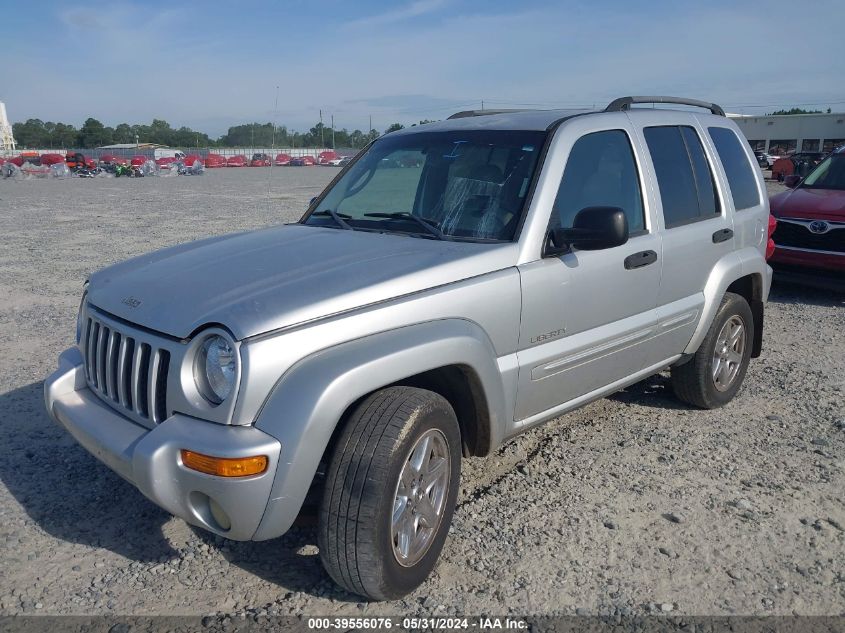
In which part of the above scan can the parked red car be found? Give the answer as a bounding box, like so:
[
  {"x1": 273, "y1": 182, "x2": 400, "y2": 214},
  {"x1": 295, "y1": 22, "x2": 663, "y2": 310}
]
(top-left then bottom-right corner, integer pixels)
[
  {"x1": 40, "y1": 153, "x2": 66, "y2": 166},
  {"x1": 155, "y1": 156, "x2": 177, "y2": 169},
  {"x1": 301, "y1": 155, "x2": 316, "y2": 166},
  {"x1": 10, "y1": 152, "x2": 40, "y2": 166},
  {"x1": 204, "y1": 154, "x2": 226, "y2": 168},
  {"x1": 249, "y1": 153, "x2": 271, "y2": 167},
  {"x1": 771, "y1": 152, "x2": 826, "y2": 182},
  {"x1": 99, "y1": 154, "x2": 128, "y2": 168},
  {"x1": 226, "y1": 155, "x2": 247, "y2": 167},
  {"x1": 65, "y1": 152, "x2": 97, "y2": 169},
  {"x1": 274, "y1": 153, "x2": 291, "y2": 166},
  {"x1": 130, "y1": 155, "x2": 148, "y2": 167},
  {"x1": 769, "y1": 146, "x2": 845, "y2": 290},
  {"x1": 317, "y1": 150, "x2": 338, "y2": 165},
  {"x1": 183, "y1": 154, "x2": 204, "y2": 168}
]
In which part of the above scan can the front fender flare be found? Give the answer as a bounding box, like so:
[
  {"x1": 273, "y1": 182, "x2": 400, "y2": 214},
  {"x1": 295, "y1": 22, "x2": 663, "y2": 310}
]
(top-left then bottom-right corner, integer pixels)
[{"x1": 251, "y1": 318, "x2": 506, "y2": 540}]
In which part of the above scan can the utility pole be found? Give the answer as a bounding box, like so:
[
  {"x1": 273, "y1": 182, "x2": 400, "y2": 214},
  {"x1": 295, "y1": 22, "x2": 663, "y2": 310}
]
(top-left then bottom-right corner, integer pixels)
[
  {"x1": 319, "y1": 110, "x2": 324, "y2": 147},
  {"x1": 369, "y1": 115, "x2": 372, "y2": 136},
  {"x1": 481, "y1": 99, "x2": 484, "y2": 110},
  {"x1": 271, "y1": 85, "x2": 279, "y2": 152},
  {"x1": 331, "y1": 114, "x2": 335, "y2": 149}
]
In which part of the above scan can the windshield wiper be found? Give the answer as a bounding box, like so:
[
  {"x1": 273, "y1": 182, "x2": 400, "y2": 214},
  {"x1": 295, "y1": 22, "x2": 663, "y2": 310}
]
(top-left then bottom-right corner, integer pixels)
[
  {"x1": 310, "y1": 209, "x2": 354, "y2": 230},
  {"x1": 364, "y1": 212, "x2": 447, "y2": 240}
]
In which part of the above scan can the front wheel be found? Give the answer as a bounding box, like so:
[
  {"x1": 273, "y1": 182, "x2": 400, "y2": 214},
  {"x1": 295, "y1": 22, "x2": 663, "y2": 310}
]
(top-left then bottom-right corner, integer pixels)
[
  {"x1": 671, "y1": 292, "x2": 754, "y2": 409},
  {"x1": 318, "y1": 387, "x2": 461, "y2": 600}
]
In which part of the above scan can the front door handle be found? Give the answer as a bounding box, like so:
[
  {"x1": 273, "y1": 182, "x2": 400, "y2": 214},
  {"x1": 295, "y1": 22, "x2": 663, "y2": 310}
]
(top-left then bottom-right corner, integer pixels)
[
  {"x1": 712, "y1": 228, "x2": 734, "y2": 243},
  {"x1": 624, "y1": 250, "x2": 658, "y2": 270}
]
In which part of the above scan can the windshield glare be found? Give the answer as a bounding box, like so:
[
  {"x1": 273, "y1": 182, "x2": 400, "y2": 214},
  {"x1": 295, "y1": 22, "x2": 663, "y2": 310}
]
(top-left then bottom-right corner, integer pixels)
[
  {"x1": 304, "y1": 129, "x2": 547, "y2": 241},
  {"x1": 802, "y1": 154, "x2": 845, "y2": 190}
]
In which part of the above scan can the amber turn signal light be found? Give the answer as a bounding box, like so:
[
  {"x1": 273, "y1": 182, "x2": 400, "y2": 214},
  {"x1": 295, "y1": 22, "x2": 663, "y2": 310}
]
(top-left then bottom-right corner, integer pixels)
[{"x1": 180, "y1": 450, "x2": 268, "y2": 477}]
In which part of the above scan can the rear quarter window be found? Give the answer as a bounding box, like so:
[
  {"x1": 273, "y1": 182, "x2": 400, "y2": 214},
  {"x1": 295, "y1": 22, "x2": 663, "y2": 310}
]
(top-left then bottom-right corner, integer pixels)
[{"x1": 708, "y1": 127, "x2": 760, "y2": 210}]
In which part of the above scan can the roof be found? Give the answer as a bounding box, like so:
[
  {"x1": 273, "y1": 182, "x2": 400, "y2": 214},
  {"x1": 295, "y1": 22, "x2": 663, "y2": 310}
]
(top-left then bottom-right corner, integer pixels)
[
  {"x1": 390, "y1": 109, "x2": 596, "y2": 135},
  {"x1": 390, "y1": 97, "x2": 728, "y2": 135}
]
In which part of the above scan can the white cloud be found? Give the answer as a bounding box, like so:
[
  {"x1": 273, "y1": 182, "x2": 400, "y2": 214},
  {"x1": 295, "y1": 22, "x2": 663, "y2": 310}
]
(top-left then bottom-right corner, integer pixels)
[{"x1": 345, "y1": 0, "x2": 450, "y2": 29}]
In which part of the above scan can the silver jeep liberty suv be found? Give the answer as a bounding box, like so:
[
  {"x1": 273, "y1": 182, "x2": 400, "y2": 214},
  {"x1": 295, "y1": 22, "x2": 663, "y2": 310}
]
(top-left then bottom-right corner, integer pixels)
[{"x1": 46, "y1": 96, "x2": 773, "y2": 600}]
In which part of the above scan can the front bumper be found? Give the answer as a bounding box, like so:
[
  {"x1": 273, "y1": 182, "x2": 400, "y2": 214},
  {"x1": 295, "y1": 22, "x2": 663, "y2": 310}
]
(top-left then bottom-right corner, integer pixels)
[
  {"x1": 771, "y1": 245, "x2": 845, "y2": 273},
  {"x1": 44, "y1": 347, "x2": 282, "y2": 541}
]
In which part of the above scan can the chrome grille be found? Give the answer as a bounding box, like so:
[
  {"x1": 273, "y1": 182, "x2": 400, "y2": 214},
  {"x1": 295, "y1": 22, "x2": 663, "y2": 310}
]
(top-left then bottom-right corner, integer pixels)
[{"x1": 82, "y1": 314, "x2": 171, "y2": 424}]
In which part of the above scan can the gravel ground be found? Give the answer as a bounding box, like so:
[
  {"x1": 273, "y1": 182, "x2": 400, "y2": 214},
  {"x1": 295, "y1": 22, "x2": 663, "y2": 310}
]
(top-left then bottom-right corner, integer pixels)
[{"x1": 0, "y1": 168, "x2": 843, "y2": 618}]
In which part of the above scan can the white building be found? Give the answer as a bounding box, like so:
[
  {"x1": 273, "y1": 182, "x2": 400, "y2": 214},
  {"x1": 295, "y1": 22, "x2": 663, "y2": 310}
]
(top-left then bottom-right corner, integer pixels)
[
  {"x1": 728, "y1": 111, "x2": 845, "y2": 156},
  {"x1": 0, "y1": 101, "x2": 16, "y2": 155}
]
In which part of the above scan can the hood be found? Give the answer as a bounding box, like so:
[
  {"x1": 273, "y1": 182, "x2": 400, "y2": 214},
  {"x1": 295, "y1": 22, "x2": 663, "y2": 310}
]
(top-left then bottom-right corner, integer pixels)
[
  {"x1": 87, "y1": 224, "x2": 515, "y2": 340},
  {"x1": 770, "y1": 186, "x2": 845, "y2": 222}
]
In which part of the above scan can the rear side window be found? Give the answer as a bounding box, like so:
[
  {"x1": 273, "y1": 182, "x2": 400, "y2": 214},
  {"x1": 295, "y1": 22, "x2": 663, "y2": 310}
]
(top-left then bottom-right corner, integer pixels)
[
  {"x1": 644, "y1": 126, "x2": 720, "y2": 228},
  {"x1": 549, "y1": 129, "x2": 645, "y2": 234},
  {"x1": 708, "y1": 127, "x2": 760, "y2": 210}
]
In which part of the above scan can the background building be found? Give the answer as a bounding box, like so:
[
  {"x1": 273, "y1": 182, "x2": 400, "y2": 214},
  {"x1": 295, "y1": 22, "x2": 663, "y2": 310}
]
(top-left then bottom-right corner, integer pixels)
[{"x1": 729, "y1": 112, "x2": 845, "y2": 156}]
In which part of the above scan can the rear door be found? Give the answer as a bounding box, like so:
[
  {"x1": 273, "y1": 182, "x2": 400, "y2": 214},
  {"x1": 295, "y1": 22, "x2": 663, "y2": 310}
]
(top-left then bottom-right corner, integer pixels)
[
  {"x1": 629, "y1": 113, "x2": 735, "y2": 359},
  {"x1": 705, "y1": 124, "x2": 767, "y2": 258}
]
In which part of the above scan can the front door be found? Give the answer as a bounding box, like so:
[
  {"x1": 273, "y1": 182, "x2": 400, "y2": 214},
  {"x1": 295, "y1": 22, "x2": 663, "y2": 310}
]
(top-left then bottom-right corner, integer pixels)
[{"x1": 515, "y1": 120, "x2": 662, "y2": 422}]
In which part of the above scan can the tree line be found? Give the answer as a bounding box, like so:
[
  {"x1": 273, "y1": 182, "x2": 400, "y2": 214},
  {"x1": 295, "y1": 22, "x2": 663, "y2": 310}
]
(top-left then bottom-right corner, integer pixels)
[
  {"x1": 767, "y1": 107, "x2": 832, "y2": 115},
  {"x1": 11, "y1": 117, "x2": 431, "y2": 150}
]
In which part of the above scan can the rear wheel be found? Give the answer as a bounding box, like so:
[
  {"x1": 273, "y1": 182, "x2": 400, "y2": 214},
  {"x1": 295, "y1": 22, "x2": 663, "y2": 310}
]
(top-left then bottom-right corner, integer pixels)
[
  {"x1": 671, "y1": 292, "x2": 754, "y2": 409},
  {"x1": 317, "y1": 386, "x2": 460, "y2": 600}
]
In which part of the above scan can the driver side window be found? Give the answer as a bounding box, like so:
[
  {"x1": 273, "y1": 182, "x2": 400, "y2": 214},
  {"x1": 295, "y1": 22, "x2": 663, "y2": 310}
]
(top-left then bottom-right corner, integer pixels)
[{"x1": 549, "y1": 130, "x2": 645, "y2": 234}]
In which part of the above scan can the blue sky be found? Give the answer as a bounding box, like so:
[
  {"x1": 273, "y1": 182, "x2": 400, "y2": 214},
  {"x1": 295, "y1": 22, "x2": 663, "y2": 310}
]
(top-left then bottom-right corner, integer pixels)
[{"x1": 2, "y1": 0, "x2": 844, "y2": 137}]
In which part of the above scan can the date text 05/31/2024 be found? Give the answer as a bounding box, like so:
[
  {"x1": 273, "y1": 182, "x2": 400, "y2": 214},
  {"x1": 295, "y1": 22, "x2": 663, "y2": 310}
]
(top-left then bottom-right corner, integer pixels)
[{"x1": 307, "y1": 617, "x2": 529, "y2": 630}]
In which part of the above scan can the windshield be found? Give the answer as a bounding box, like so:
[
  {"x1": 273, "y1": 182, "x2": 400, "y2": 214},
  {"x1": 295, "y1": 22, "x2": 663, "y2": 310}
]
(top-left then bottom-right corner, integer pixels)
[
  {"x1": 801, "y1": 154, "x2": 845, "y2": 190},
  {"x1": 303, "y1": 129, "x2": 547, "y2": 241}
]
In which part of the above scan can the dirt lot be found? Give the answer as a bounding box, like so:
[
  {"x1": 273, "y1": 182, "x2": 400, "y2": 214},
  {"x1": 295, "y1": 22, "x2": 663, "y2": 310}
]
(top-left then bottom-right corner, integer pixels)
[{"x1": 0, "y1": 168, "x2": 843, "y2": 618}]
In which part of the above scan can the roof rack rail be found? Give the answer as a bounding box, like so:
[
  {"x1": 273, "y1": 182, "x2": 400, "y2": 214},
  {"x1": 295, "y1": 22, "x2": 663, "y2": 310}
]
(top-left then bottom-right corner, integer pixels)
[
  {"x1": 447, "y1": 109, "x2": 527, "y2": 119},
  {"x1": 605, "y1": 96, "x2": 725, "y2": 117}
]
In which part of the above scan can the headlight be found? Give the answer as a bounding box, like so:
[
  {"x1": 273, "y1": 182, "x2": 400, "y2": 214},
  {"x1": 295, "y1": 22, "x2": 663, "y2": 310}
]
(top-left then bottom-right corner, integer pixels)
[{"x1": 195, "y1": 335, "x2": 236, "y2": 404}]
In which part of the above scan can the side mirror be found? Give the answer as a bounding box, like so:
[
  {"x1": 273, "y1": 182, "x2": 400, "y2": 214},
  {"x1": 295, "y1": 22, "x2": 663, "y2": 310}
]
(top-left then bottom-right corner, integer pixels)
[
  {"x1": 309, "y1": 196, "x2": 318, "y2": 206},
  {"x1": 544, "y1": 206, "x2": 629, "y2": 256},
  {"x1": 783, "y1": 174, "x2": 801, "y2": 188}
]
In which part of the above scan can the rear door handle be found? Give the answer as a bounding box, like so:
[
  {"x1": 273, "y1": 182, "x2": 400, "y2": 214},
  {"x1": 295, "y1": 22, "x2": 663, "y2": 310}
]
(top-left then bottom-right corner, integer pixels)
[
  {"x1": 624, "y1": 250, "x2": 658, "y2": 270},
  {"x1": 712, "y1": 228, "x2": 734, "y2": 243}
]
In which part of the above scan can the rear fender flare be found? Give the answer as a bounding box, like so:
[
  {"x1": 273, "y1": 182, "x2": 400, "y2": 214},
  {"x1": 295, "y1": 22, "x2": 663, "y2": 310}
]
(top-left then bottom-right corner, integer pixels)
[{"x1": 683, "y1": 248, "x2": 770, "y2": 355}]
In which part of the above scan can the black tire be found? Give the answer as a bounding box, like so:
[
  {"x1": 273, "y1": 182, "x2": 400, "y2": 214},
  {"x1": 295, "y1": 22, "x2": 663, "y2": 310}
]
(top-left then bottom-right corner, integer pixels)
[
  {"x1": 671, "y1": 292, "x2": 754, "y2": 409},
  {"x1": 317, "y1": 386, "x2": 461, "y2": 600}
]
